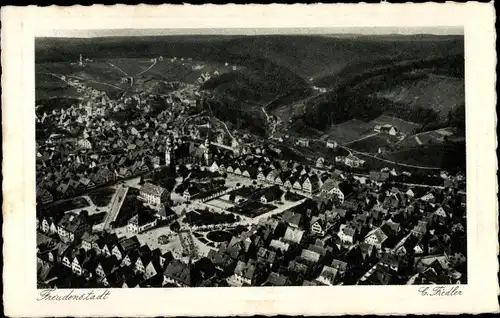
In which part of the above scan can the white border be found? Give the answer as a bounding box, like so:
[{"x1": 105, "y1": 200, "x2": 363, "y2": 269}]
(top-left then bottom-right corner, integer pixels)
[{"x1": 2, "y1": 3, "x2": 498, "y2": 316}]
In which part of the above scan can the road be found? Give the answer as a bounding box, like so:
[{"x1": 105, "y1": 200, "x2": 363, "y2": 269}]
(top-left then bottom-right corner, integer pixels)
[
  {"x1": 69, "y1": 75, "x2": 125, "y2": 91},
  {"x1": 136, "y1": 59, "x2": 157, "y2": 77},
  {"x1": 344, "y1": 132, "x2": 380, "y2": 145},
  {"x1": 103, "y1": 185, "x2": 129, "y2": 230},
  {"x1": 212, "y1": 116, "x2": 236, "y2": 143}
]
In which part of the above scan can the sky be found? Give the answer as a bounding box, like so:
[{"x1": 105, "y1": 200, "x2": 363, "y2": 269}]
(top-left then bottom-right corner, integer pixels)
[{"x1": 38, "y1": 27, "x2": 464, "y2": 38}]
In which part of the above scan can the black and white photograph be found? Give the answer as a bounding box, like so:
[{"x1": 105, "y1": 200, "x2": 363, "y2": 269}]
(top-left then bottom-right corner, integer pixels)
[{"x1": 34, "y1": 28, "x2": 469, "y2": 289}]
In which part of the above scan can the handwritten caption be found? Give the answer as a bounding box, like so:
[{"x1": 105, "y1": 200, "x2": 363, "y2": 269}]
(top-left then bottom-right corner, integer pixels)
[
  {"x1": 37, "y1": 289, "x2": 111, "y2": 301},
  {"x1": 418, "y1": 286, "x2": 462, "y2": 297}
]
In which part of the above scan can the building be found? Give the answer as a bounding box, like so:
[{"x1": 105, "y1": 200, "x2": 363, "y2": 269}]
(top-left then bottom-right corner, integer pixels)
[
  {"x1": 319, "y1": 179, "x2": 344, "y2": 203},
  {"x1": 57, "y1": 212, "x2": 91, "y2": 243},
  {"x1": 165, "y1": 136, "x2": 175, "y2": 166},
  {"x1": 127, "y1": 212, "x2": 158, "y2": 234},
  {"x1": 139, "y1": 183, "x2": 170, "y2": 207},
  {"x1": 344, "y1": 155, "x2": 365, "y2": 168},
  {"x1": 364, "y1": 227, "x2": 389, "y2": 249},
  {"x1": 326, "y1": 140, "x2": 338, "y2": 149}
]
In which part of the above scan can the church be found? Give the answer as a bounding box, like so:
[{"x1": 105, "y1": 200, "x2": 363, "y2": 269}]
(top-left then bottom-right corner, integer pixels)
[{"x1": 164, "y1": 135, "x2": 225, "y2": 167}]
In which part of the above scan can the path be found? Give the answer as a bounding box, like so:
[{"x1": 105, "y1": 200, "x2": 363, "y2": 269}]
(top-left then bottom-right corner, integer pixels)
[
  {"x1": 344, "y1": 132, "x2": 380, "y2": 145},
  {"x1": 414, "y1": 135, "x2": 423, "y2": 145},
  {"x1": 136, "y1": 59, "x2": 157, "y2": 77},
  {"x1": 103, "y1": 185, "x2": 129, "y2": 230},
  {"x1": 107, "y1": 62, "x2": 129, "y2": 76},
  {"x1": 67, "y1": 75, "x2": 124, "y2": 91}
]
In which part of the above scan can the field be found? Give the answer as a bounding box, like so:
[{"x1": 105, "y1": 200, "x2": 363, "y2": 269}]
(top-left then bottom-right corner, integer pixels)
[
  {"x1": 35, "y1": 73, "x2": 80, "y2": 100},
  {"x1": 348, "y1": 133, "x2": 400, "y2": 153},
  {"x1": 325, "y1": 119, "x2": 374, "y2": 144},
  {"x1": 381, "y1": 143, "x2": 466, "y2": 170}
]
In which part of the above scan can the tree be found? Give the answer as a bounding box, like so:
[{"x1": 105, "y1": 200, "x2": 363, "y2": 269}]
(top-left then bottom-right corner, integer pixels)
[{"x1": 170, "y1": 221, "x2": 180, "y2": 232}]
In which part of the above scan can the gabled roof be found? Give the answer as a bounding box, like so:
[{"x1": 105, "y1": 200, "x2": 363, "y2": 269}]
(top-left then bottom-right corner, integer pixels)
[
  {"x1": 365, "y1": 227, "x2": 388, "y2": 244},
  {"x1": 234, "y1": 260, "x2": 256, "y2": 280},
  {"x1": 140, "y1": 182, "x2": 167, "y2": 197},
  {"x1": 265, "y1": 272, "x2": 288, "y2": 286}
]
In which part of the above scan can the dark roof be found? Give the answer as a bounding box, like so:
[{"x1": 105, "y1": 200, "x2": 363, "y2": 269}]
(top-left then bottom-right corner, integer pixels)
[
  {"x1": 264, "y1": 272, "x2": 288, "y2": 286},
  {"x1": 58, "y1": 212, "x2": 87, "y2": 233},
  {"x1": 164, "y1": 259, "x2": 191, "y2": 286}
]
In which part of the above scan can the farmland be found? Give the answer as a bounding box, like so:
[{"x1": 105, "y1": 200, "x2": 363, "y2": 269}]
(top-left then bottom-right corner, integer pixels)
[
  {"x1": 325, "y1": 119, "x2": 374, "y2": 144},
  {"x1": 348, "y1": 133, "x2": 400, "y2": 153},
  {"x1": 381, "y1": 142, "x2": 466, "y2": 171}
]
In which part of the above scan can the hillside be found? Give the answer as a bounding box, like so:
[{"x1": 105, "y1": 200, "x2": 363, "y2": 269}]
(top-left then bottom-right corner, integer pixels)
[{"x1": 298, "y1": 54, "x2": 464, "y2": 133}]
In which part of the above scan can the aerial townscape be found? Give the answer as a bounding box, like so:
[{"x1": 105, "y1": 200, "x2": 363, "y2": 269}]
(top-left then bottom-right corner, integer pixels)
[{"x1": 36, "y1": 33, "x2": 466, "y2": 288}]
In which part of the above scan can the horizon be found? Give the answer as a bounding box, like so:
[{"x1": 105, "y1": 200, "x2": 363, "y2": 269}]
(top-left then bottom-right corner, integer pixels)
[{"x1": 36, "y1": 27, "x2": 464, "y2": 38}]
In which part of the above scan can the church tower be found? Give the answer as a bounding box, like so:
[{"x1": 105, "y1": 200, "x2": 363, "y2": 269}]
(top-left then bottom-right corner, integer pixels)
[
  {"x1": 203, "y1": 138, "x2": 212, "y2": 166},
  {"x1": 165, "y1": 135, "x2": 175, "y2": 166}
]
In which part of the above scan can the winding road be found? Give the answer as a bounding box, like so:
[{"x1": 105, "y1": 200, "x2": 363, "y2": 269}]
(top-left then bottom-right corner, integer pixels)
[{"x1": 135, "y1": 59, "x2": 157, "y2": 77}]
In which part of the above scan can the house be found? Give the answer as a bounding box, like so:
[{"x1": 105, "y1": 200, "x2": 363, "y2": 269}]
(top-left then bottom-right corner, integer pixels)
[
  {"x1": 163, "y1": 259, "x2": 191, "y2": 287},
  {"x1": 326, "y1": 140, "x2": 337, "y2": 149},
  {"x1": 319, "y1": 179, "x2": 344, "y2": 203},
  {"x1": 338, "y1": 224, "x2": 356, "y2": 245},
  {"x1": 266, "y1": 170, "x2": 280, "y2": 184},
  {"x1": 283, "y1": 227, "x2": 304, "y2": 244},
  {"x1": 228, "y1": 260, "x2": 256, "y2": 287},
  {"x1": 281, "y1": 211, "x2": 301, "y2": 228},
  {"x1": 379, "y1": 253, "x2": 400, "y2": 272},
  {"x1": 207, "y1": 249, "x2": 235, "y2": 273},
  {"x1": 364, "y1": 227, "x2": 389, "y2": 249},
  {"x1": 411, "y1": 220, "x2": 428, "y2": 237},
  {"x1": 127, "y1": 212, "x2": 158, "y2": 234},
  {"x1": 37, "y1": 188, "x2": 54, "y2": 205},
  {"x1": 81, "y1": 232, "x2": 100, "y2": 251},
  {"x1": 316, "y1": 157, "x2": 325, "y2": 168},
  {"x1": 302, "y1": 175, "x2": 320, "y2": 194},
  {"x1": 269, "y1": 239, "x2": 290, "y2": 253},
  {"x1": 183, "y1": 186, "x2": 200, "y2": 201},
  {"x1": 242, "y1": 166, "x2": 258, "y2": 179},
  {"x1": 111, "y1": 236, "x2": 140, "y2": 261},
  {"x1": 379, "y1": 124, "x2": 398, "y2": 136},
  {"x1": 300, "y1": 249, "x2": 321, "y2": 263},
  {"x1": 344, "y1": 155, "x2": 365, "y2": 168},
  {"x1": 256, "y1": 247, "x2": 277, "y2": 265},
  {"x1": 314, "y1": 266, "x2": 338, "y2": 286},
  {"x1": 139, "y1": 183, "x2": 170, "y2": 207},
  {"x1": 71, "y1": 253, "x2": 88, "y2": 277},
  {"x1": 296, "y1": 138, "x2": 310, "y2": 147},
  {"x1": 288, "y1": 260, "x2": 308, "y2": 275},
  {"x1": 263, "y1": 272, "x2": 288, "y2": 286},
  {"x1": 310, "y1": 216, "x2": 327, "y2": 236},
  {"x1": 331, "y1": 259, "x2": 349, "y2": 276},
  {"x1": 57, "y1": 212, "x2": 91, "y2": 243},
  {"x1": 370, "y1": 171, "x2": 390, "y2": 182}
]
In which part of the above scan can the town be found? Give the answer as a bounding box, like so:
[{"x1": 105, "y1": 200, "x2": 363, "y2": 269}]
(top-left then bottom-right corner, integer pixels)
[{"x1": 36, "y1": 50, "x2": 467, "y2": 288}]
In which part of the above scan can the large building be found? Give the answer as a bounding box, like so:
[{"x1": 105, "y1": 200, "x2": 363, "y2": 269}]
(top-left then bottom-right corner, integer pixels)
[{"x1": 139, "y1": 183, "x2": 170, "y2": 208}]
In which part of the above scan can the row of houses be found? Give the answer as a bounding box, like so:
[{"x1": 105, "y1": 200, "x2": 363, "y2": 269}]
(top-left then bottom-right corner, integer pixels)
[{"x1": 37, "y1": 229, "x2": 196, "y2": 288}]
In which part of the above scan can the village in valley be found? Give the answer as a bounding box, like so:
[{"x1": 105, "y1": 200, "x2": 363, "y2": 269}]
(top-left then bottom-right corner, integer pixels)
[{"x1": 36, "y1": 36, "x2": 467, "y2": 288}]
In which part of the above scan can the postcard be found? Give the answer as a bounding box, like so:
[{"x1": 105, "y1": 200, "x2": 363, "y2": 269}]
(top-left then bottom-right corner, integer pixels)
[{"x1": 2, "y1": 3, "x2": 498, "y2": 317}]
